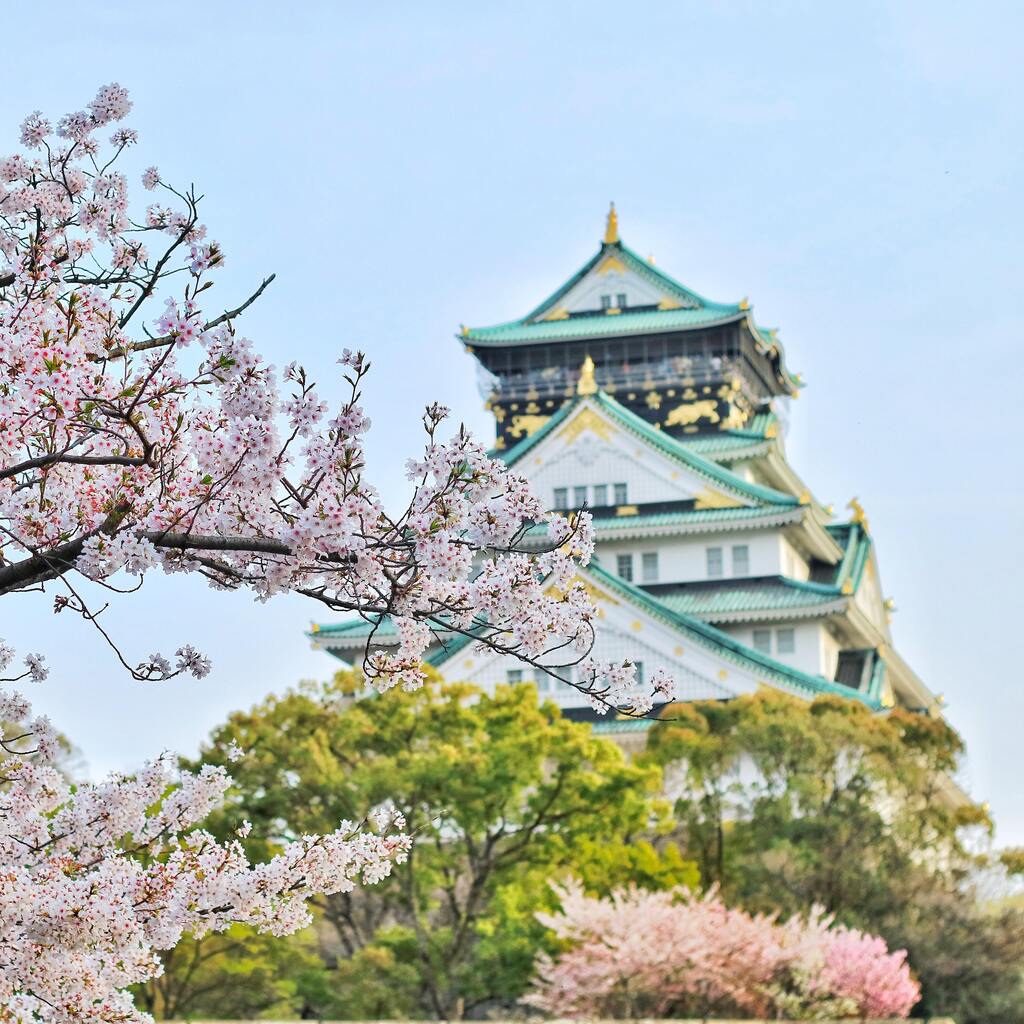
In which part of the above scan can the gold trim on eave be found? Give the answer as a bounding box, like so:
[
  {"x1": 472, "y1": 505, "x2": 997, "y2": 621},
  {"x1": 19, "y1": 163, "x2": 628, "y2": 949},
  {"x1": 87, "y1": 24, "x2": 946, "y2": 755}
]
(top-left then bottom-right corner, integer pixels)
[
  {"x1": 557, "y1": 406, "x2": 613, "y2": 444},
  {"x1": 694, "y1": 489, "x2": 744, "y2": 510}
]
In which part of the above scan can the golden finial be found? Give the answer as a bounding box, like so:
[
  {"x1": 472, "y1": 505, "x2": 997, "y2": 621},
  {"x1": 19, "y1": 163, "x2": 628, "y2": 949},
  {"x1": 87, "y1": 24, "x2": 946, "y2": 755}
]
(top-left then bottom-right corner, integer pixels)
[
  {"x1": 738, "y1": 297, "x2": 750, "y2": 311},
  {"x1": 577, "y1": 355, "x2": 598, "y2": 395},
  {"x1": 603, "y1": 202, "x2": 619, "y2": 245},
  {"x1": 848, "y1": 497, "x2": 869, "y2": 533},
  {"x1": 884, "y1": 597, "x2": 897, "y2": 612}
]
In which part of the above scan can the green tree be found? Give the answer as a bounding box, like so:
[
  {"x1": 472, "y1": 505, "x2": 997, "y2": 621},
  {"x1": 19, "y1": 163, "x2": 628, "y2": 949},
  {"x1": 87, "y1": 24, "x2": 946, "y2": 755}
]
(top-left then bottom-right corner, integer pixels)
[
  {"x1": 189, "y1": 670, "x2": 694, "y2": 1019},
  {"x1": 644, "y1": 690, "x2": 987, "y2": 919},
  {"x1": 133, "y1": 925, "x2": 322, "y2": 1020},
  {"x1": 642, "y1": 690, "x2": 1024, "y2": 1021}
]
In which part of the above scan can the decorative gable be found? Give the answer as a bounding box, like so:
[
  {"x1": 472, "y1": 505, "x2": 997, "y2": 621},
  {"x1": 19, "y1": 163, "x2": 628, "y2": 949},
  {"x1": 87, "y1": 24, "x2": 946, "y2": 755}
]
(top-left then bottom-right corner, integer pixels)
[
  {"x1": 511, "y1": 399, "x2": 758, "y2": 510},
  {"x1": 539, "y1": 252, "x2": 693, "y2": 318}
]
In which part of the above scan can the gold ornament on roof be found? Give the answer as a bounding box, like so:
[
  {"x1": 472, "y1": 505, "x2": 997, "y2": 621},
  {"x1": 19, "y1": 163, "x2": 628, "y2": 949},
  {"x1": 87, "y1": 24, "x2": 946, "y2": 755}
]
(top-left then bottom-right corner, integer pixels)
[
  {"x1": 604, "y1": 202, "x2": 619, "y2": 244},
  {"x1": 848, "y1": 497, "x2": 870, "y2": 532},
  {"x1": 577, "y1": 355, "x2": 598, "y2": 395}
]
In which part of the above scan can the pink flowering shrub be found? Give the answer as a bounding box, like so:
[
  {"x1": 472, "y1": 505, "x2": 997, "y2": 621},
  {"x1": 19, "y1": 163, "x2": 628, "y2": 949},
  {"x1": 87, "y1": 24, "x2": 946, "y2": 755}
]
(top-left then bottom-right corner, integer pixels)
[{"x1": 527, "y1": 882, "x2": 920, "y2": 1020}]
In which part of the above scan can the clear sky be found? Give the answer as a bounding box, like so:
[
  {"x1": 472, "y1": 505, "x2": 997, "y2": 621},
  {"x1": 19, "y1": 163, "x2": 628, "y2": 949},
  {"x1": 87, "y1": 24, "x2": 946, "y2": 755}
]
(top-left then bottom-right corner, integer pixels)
[{"x1": 4, "y1": 2, "x2": 1023, "y2": 840}]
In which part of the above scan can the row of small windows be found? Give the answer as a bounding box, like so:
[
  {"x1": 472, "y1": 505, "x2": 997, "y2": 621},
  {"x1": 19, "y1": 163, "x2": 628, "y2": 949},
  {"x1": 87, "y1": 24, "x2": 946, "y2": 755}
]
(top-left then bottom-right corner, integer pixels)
[
  {"x1": 707, "y1": 544, "x2": 749, "y2": 578},
  {"x1": 507, "y1": 662, "x2": 645, "y2": 690},
  {"x1": 553, "y1": 483, "x2": 628, "y2": 509},
  {"x1": 600, "y1": 293, "x2": 628, "y2": 310},
  {"x1": 752, "y1": 627, "x2": 796, "y2": 655},
  {"x1": 617, "y1": 551, "x2": 659, "y2": 584}
]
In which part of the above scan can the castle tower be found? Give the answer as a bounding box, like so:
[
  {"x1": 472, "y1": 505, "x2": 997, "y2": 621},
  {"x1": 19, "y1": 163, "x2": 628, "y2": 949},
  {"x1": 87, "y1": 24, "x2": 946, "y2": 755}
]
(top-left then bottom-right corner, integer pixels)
[
  {"x1": 460, "y1": 204, "x2": 801, "y2": 450},
  {"x1": 312, "y1": 209, "x2": 946, "y2": 735}
]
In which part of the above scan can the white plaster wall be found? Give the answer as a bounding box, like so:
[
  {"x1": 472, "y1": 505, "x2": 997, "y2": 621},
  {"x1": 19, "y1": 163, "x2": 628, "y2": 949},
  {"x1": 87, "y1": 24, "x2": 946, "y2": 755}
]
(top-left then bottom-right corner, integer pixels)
[
  {"x1": 560, "y1": 264, "x2": 664, "y2": 313},
  {"x1": 596, "y1": 530, "x2": 787, "y2": 584},
  {"x1": 720, "y1": 620, "x2": 834, "y2": 678},
  {"x1": 526, "y1": 435, "x2": 708, "y2": 508},
  {"x1": 444, "y1": 590, "x2": 764, "y2": 709},
  {"x1": 780, "y1": 536, "x2": 810, "y2": 581},
  {"x1": 853, "y1": 555, "x2": 889, "y2": 634}
]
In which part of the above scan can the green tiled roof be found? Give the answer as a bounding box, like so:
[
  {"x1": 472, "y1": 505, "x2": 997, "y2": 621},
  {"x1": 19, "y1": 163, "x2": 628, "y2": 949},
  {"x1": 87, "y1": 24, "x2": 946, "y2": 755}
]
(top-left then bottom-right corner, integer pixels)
[
  {"x1": 309, "y1": 520, "x2": 878, "y2": 706},
  {"x1": 312, "y1": 618, "x2": 397, "y2": 639},
  {"x1": 656, "y1": 577, "x2": 845, "y2": 620},
  {"x1": 582, "y1": 561, "x2": 879, "y2": 708},
  {"x1": 672, "y1": 410, "x2": 778, "y2": 460},
  {"x1": 522, "y1": 241, "x2": 741, "y2": 323},
  {"x1": 592, "y1": 718, "x2": 657, "y2": 735},
  {"x1": 592, "y1": 506, "x2": 802, "y2": 533},
  {"x1": 828, "y1": 523, "x2": 873, "y2": 592},
  {"x1": 678, "y1": 435, "x2": 771, "y2": 458},
  {"x1": 500, "y1": 390, "x2": 799, "y2": 509},
  {"x1": 464, "y1": 305, "x2": 745, "y2": 346},
  {"x1": 461, "y1": 238, "x2": 799, "y2": 389}
]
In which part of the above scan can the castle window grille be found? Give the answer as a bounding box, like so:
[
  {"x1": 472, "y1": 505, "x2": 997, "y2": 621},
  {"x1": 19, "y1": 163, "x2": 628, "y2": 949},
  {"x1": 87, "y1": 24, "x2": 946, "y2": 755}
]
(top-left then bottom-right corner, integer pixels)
[{"x1": 706, "y1": 547, "x2": 724, "y2": 578}]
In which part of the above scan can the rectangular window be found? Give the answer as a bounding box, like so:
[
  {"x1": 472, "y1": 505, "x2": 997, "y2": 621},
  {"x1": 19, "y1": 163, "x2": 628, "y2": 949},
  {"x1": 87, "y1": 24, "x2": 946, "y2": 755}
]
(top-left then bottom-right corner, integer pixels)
[
  {"x1": 641, "y1": 552, "x2": 659, "y2": 583},
  {"x1": 634, "y1": 661, "x2": 644, "y2": 689},
  {"x1": 600, "y1": 294, "x2": 612, "y2": 309},
  {"x1": 573, "y1": 485, "x2": 588, "y2": 508},
  {"x1": 752, "y1": 629, "x2": 772, "y2": 654},
  {"x1": 706, "y1": 547, "x2": 723, "y2": 577},
  {"x1": 616, "y1": 292, "x2": 627, "y2": 309},
  {"x1": 506, "y1": 669, "x2": 523, "y2": 684},
  {"x1": 535, "y1": 671, "x2": 552, "y2": 692},
  {"x1": 593, "y1": 484, "x2": 608, "y2": 506},
  {"x1": 776, "y1": 628, "x2": 796, "y2": 654},
  {"x1": 732, "y1": 544, "x2": 750, "y2": 576},
  {"x1": 616, "y1": 554, "x2": 634, "y2": 582},
  {"x1": 613, "y1": 482, "x2": 629, "y2": 504},
  {"x1": 553, "y1": 487, "x2": 567, "y2": 509}
]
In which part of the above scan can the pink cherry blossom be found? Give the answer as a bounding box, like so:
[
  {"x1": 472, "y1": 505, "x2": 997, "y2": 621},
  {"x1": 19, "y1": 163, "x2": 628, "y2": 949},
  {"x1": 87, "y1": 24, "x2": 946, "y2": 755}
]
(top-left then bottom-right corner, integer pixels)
[
  {"x1": 0, "y1": 84, "x2": 674, "y2": 1022},
  {"x1": 527, "y1": 882, "x2": 919, "y2": 1020}
]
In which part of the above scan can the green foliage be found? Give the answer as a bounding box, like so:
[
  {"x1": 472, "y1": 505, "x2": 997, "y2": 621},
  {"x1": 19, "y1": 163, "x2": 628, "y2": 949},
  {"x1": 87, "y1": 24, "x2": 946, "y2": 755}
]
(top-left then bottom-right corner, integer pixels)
[
  {"x1": 132, "y1": 924, "x2": 321, "y2": 1020},
  {"x1": 297, "y1": 927, "x2": 424, "y2": 1021},
  {"x1": 643, "y1": 690, "x2": 987, "y2": 919},
  {"x1": 643, "y1": 689, "x2": 1024, "y2": 1022},
  {"x1": 183, "y1": 669, "x2": 691, "y2": 1019}
]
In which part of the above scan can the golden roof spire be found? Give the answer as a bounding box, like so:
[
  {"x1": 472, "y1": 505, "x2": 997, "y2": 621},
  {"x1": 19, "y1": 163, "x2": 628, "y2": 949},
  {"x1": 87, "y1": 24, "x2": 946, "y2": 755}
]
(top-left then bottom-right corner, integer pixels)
[
  {"x1": 603, "y1": 202, "x2": 619, "y2": 245},
  {"x1": 577, "y1": 355, "x2": 597, "y2": 395}
]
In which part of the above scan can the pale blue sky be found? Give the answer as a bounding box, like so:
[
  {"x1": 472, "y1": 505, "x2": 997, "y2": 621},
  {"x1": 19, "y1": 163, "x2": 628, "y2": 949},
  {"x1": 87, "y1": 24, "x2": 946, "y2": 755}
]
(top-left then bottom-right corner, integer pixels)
[{"x1": 4, "y1": 2, "x2": 1023, "y2": 840}]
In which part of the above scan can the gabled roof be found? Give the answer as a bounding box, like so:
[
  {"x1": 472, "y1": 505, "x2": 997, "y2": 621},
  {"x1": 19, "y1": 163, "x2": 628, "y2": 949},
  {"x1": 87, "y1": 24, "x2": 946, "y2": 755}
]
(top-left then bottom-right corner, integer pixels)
[
  {"x1": 308, "y1": 554, "x2": 879, "y2": 710},
  {"x1": 581, "y1": 561, "x2": 879, "y2": 707},
  {"x1": 462, "y1": 240, "x2": 745, "y2": 347},
  {"x1": 644, "y1": 521, "x2": 873, "y2": 624},
  {"x1": 498, "y1": 389, "x2": 800, "y2": 509},
  {"x1": 655, "y1": 576, "x2": 848, "y2": 621},
  {"x1": 459, "y1": 227, "x2": 798, "y2": 391}
]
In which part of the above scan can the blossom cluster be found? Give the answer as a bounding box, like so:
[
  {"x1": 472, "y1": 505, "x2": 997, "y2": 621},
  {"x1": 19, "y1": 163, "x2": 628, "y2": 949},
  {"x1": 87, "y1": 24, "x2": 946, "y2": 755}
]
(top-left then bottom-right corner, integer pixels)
[
  {"x1": 0, "y1": 85, "x2": 676, "y2": 1022},
  {"x1": 527, "y1": 882, "x2": 920, "y2": 1020},
  {"x1": 0, "y1": 696, "x2": 408, "y2": 1024},
  {"x1": 0, "y1": 85, "x2": 664, "y2": 712}
]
